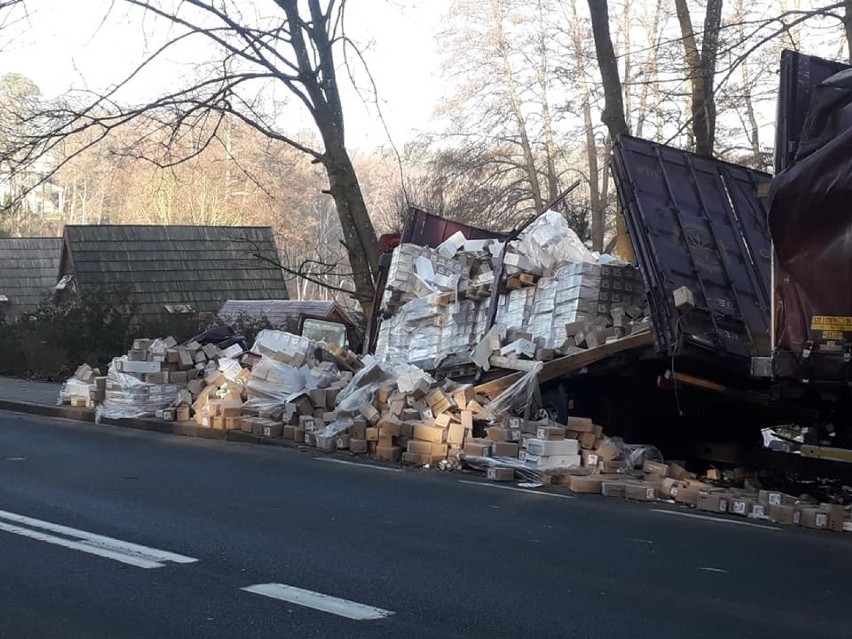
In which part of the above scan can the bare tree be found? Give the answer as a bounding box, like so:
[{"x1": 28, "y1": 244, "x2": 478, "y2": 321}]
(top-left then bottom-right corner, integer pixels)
[
  {"x1": 0, "y1": 0, "x2": 380, "y2": 313},
  {"x1": 674, "y1": 0, "x2": 724, "y2": 157}
]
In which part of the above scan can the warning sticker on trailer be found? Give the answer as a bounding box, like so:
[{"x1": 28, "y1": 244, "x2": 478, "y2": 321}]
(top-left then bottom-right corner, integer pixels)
[{"x1": 810, "y1": 316, "x2": 852, "y2": 331}]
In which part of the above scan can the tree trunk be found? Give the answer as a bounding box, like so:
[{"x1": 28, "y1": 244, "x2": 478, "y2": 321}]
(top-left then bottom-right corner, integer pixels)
[
  {"x1": 674, "y1": 0, "x2": 722, "y2": 157},
  {"x1": 535, "y1": 5, "x2": 559, "y2": 204},
  {"x1": 636, "y1": 0, "x2": 662, "y2": 139},
  {"x1": 586, "y1": 0, "x2": 631, "y2": 260},
  {"x1": 570, "y1": 0, "x2": 603, "y2": 252},
  {"x1": 587, "y1": 0, "x2": 629, "y2": 139},
  {"x1": 845, "y1": 0, "x2": 852, "y2": 63},
  {"x1": 492, "y1": 0, "x2": 544, "y2": 212}
]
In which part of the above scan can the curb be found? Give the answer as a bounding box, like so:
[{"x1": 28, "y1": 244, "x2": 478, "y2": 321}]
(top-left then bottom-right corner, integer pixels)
[{"x1": 0, "y1": 398, "x2": 307, "y2": 448}]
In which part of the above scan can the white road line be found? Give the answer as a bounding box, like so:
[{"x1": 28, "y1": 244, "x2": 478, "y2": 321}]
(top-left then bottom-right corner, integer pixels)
[
  {"x1": 0, "y1": 509, "x2": 198, "y2": 564},
  {"x1": 0, "y1": 521, "x2": 163, "y2": 569},
  {"x1": 650, "y1": 509, "x2": 779, "y2": 531},
  {"x1": 241, "y1": 583, "x2": 394, "y2": 620},
  {"x1": 315, "y1": 458, "x2": 402, "y2": 472},
  {"x1": 459, "y1": 480, "x2": 575, "y2": 499},
  {"x1": 698, "y1": 567, "x2": 729, "y2": 573}
]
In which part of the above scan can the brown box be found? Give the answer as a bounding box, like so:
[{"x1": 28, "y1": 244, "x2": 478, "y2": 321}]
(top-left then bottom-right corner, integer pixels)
[
  {"x1": 697, "y1": 491, "x2": 729, "y2": 513},
  {"x1": 282, "y1": 425, "x2": 297, "y2": 440},
  {"x1": 565, "y1": 416, "x2": 595, "y2": 432},
  {"x1": 308, "y1": 388, "x2": 326, "y2": 409},
  {"x1": 176, "y1": 406, "x2": 190, "y2": 422},
  {"x1": 728, "y1": 497, "x2": 755, "y2": 517},
  {"x1": 594, "y1": 438, "x2": 620, "y2": 462},
  {"x1": 486, "y1": 427, "x2": 510, "y2": 442},
  {"x1": 820, "y1": 504, "x2": 846, "y2": 532},
  {"x1": 643, "y1": 461, "x2": 669, "y2": 479},
  {"x1": 601, "y1": 480, "x2": 626, "y2": 498},
  {"x1": 624, "y1": 482, "x2": 657, "y2": 501},
  {"x1": 375, "y1": 445, "x2": 402, "y2": 461},
  {"x1": 359, "y1": 404, "x2": 380, "y2": 424},
  {"x1": 365, "y1": 427, "x2": 379, "y2": 442},
  {"x1": 569, "y1": 475, "x2": 604, "y2": 494},
  {"x1": 668, "y1": 463, "x2": 695, "y2": 481},
  {"x1": 672, "y1": 487, "x2": 700, "y2": 506},
  {"x1": 434, "y1": 413, "x2": 451, "y2": 428},
  {"x1": 350, "y1": 422, "x2": 367, "y2": 440},
  {"x1": 447, "y1": 422, "x2": 466, "y2": 446},
  {"x1": 487, "y1": 467, "x2": 514, "y2": 482},
  {"x1": 349, "y1": 438, "x2": 368, "y2": 454},
  {"x1": 389, "y1": 398, "x2": 405, "y2": 417},
  {"x1": 378, "y1": 415, "x2": 402, "y2": 437},
  {"x1": 578, "y1": 432, "x2": 597, "y2": 449},
  {"x1": 407, "y1": 440, "x2": 432, "y2": 455},
  {"x1": 491, "y1": 441, "x2": 519, "y2": 457},
  {"x1": 581, "y1": 450, "x2": 600, "y2": 468},
  {"x1": 659, "y1": 478, "x2": 687, "y2": 498},
  {"x1": 431, "y1": 443, "x2": 449, "y2": 458},
  {"x1": 262, "y1": 423, "x2": 284, "y2": 437},
  {"x1": 413, "y1": 424, "x2": 446, "y2": 443},
  {"x1": 600, "y1": 459, "x2": 625, "y2": 473},
  {"x1": 293, "y1": 428, "x2": 305, "y2": 443},
  {"x1": 536, "y1": 425, "x2": 566, "y2": 441},
  {"x1": 453, "y1": 385, "x2": 475, "y2": 408},
  {"x1": 211, "y1": 415, "x2": 224, "y2": 430},
  {"x1": 378, "y1": 433, "x2": 394, "y2": 448},
  {"x1": 223, "y1": 417, "x2": 237, "y2": 430},
  {"x1": 402, "y1": 451, "x2": 422, "y2": 465},
  {"x1": 768, "y1": 503, "x2": 800, "y2": 526},
  {"x1": 800, "y1": 507, "x2": 829, "y2": 530},
  {"x1": 463, "y1": 441, "x2": 490, "y2": 457},
  {"x1": 460, "y1": 410, "x2": 473, "y2": 430}
]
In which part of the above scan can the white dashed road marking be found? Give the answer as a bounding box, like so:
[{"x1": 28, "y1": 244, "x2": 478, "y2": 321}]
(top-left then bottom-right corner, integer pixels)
[
  {"x1": 315, "y1": 458, "x2": 402, "y2": 472},
  {"x1": 0, "y1": 509, "x2": 198, "y2": 568},
  {"x1": 459, "y1": 480, "x2": 575, "y2": 499},
  {"x1": 650, "y1": 509, "x2": 779, "y2": 530},
  {"x1": 241, "y1": 583, "x2": 394, "y2": 620}
]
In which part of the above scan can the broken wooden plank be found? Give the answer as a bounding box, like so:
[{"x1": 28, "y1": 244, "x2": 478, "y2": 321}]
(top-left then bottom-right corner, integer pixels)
[
  {"x1": 487, "y1": 355, "x2": 540, "y2": 372},
  {"x1": 475, "y1": 329, "x2": 653, "y2": 398}
]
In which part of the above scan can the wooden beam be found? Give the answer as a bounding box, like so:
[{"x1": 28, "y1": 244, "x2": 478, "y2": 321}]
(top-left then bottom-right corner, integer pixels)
[
  {"x1": 487, "y1": 355, "x2": 540, "y2": 373},
  {"x1": 475, "y1": 329, "x2": 653, "y2": 398}
]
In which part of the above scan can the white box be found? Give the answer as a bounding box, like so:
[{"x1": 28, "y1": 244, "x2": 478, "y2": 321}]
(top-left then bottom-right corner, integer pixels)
[
  {"x1": 523, "y1": 453, "x2": 582, "y2": 470},
  {"x1": 524, "y1": 438, "x2": 580, "y2": 457},
  {"x1": 117, "y1": 359, "x2": 161, "y2": 374}
]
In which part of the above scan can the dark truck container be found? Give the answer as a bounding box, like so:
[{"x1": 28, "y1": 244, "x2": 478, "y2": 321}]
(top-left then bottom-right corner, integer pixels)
[
  {"x1": 770, "y1": 51, "x2": 852, "y2": 396},
  {"x1": 611, "y1": 135, "x2": 773, "y2": 381}
]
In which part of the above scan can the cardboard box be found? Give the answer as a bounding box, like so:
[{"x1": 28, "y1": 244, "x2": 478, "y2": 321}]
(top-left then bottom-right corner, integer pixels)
[
  {"x1": 768, "y1": 503, "x2": 800, "y2": 526},
  {"x1": 434, "y1": 413, "x2": 451, "y2": 428},
  {"x1": 728, "y1": 497, "x2": 755, "y2": 517},
  {"x1": 402, "y1": 451, "x2": 422, "y2": 465},
  {"x1": 578, "y1": 432, "x2": 597, "y2": 449},
  {"x1": 262, "y1": 424, "x2": 284, "y2": 437},
  {"x1": 491, "y1": 441, "x2": 520, "y2": 457},
  {"x1": 431, "y1": 443, "x2": 449, "y2": 458},
  {"x1": 359, "y1": 404, "x2": 380, "y2": 424},
  {"x1": 672, "y1": 487, "x2": 700, "y2": 506},
  {"x1": 176, "y1": 406, "x2": 190, "y2": 422},
  {"x1": 536, "y1": 425, "x2": 566, "y2": 440},
  {"x1": 375, "y1": 445, "x2": 402, "y2": 461},
  {"x1": 820, "y1": 504, "x2": 846, "y2": 532},
  {"x1": 593, "y1": 438, "x2": 620, "y2": 461},
  {"x1": 293, "y1": 428, "x2": 305, "y2": 443},
  {"x1": 569, "y1": 475, "x2": 604, "y2": 494},
  {"x1": 525, "y1": 438, "x2": 579, "y2": 457},
  {"x1": 282, "y1": 425, "x2": 297, "y2": 440},
  {"x1": 521, "y1": 453, "x2": 581, "y2": 470},
  {"x1": 378, "y1": 416, "x2": 402, "y2": 437},
  {"x1": 800, "y1": 507, "x2": 829, "y2": 530},
  {"x1": 407, "y1": 440, "x2": 432, "y2": 455},
  {"x1": 365, "y1": 427, "x2": 379, "y2": 442},
  {"x1": 350, "y1": 422, "x2": 367, "y2": 440},
  {"x1": 581, "y1": 450, "x2": 599, "y2": 468},
  {"x1": 643, "y1": 461, "x2": 669, "y2": 479},
  {"x1": 463, "y1": 441, "x2": 490, "y2": 457},
  {"x1": 668, "y1": 463, "x2": 695, "y2": 481},
  {"x1": 697, "y1": 491, "x2": 729, "y2": 513},
  {"x1": 624, "y1": 482, "x2": 657, "y2": 501},
  {"x1": 486, "y1": 427, "x2": 511, "y2": 442},
  {"x1": 659, "y1": 478, "x2": 687, "y2": 498},
  {"x1": 600, "y1": 459, "x2": 625, "y2": 473},
  {"x1": 307, "y1": 388, "x2": 326, "y2": 409},
  {"x1": 487, "y1": 467, "x2": 514, "y2": 482},
  {"x1": 601, "y1": 480, "x2": 626, "y2": 497},
  {"x1": 349, "y1": 438, "x2": 368, "y2": 454},
  {"x1": 447, "y1": 422, "x2": 466, "y2": 446},
  {"x1": 413, "y1": 424, "x2": 446, "y2": 444},
  {"x1": 758, "y1": 490, "x2": 788, "y2": 506},
  {"x1": 299, "y1": 415, "x2": 317, "y2": 431},
  {"x1": 119, "y1": 360, "x2": 161, "y2": 374}
]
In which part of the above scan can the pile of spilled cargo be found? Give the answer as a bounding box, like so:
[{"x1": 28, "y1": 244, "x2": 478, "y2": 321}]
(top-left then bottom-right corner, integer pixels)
[{"x1": 57, "y1": 321, "x2": 852, "y2": 534}]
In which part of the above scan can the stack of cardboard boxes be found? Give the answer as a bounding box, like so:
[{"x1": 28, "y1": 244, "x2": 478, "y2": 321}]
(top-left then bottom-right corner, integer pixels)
[{"x1": 58, "y1": 363, "x2": 105, "y2": 408}]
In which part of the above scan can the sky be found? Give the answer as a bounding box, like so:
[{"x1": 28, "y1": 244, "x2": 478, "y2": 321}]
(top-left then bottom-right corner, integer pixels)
[{"x1": 0, "y1": 0, "x2": 449, "y2": 151}]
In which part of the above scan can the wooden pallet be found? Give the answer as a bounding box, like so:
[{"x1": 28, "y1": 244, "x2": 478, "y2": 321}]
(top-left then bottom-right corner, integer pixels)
[{"x1": 506, "y1": 272, "x2": 538, "y2": 290}]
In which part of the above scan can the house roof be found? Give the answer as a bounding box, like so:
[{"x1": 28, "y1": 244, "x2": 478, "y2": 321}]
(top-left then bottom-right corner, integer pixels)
[
  {"x1": 219, "y1": 299, "x2": 362, "y2": 328},
  {"x1": 60, "y1": 225, "x2": 289, "y2": 319},
  {"x1": 0, "y1": 237, "x2": 62, "y2": 318}
]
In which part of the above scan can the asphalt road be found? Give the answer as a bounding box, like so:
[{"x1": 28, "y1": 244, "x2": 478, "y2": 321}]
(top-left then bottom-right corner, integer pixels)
[{"x1": 0, "y1": 410, "x2": 850, "y2": 639}]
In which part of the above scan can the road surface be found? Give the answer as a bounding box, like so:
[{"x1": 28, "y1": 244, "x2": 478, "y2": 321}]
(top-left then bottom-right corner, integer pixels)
[{"x1": 0, "y1": 410, "x2": 850, "y2": 638}]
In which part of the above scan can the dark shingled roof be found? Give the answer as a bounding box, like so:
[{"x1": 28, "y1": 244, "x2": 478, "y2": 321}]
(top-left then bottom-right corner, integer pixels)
[
  {"x1": 0, "y1": 237, "x2": 62, "y2": 320},
  {"x1": 60, "y1": 225, "x2": 289, "y2": 320},
  {"x1": 219, "y1": 299, "x2": 363, "y2": 328}
]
